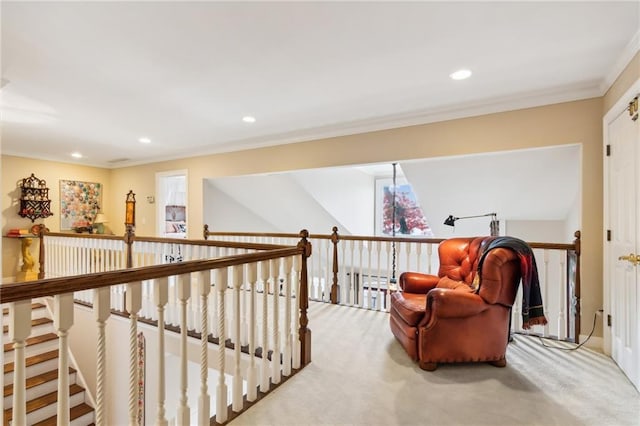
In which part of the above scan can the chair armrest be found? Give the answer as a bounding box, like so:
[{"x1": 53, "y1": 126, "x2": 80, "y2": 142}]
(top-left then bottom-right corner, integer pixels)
[
  {"x1": 425, "y1": 288, "x2": 489, "y2": 319},
  {"x1": 398, "y1": 272, "x2": 439, "y2": 294}
]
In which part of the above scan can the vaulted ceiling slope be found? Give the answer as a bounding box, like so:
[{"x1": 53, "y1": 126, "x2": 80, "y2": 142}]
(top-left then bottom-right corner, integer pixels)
[
  {"x1": 400, "y1": 145, "x2": 581, "y2": 237},
  {"x1": 1, "y1": 2, "x2": 638, "y2": 168},
  {"x1": 204, "y1": 173, "x2": 357, "y2": 234},
  {"x1": 203, "y1": 145, "x2": 580, "y2": 239}
]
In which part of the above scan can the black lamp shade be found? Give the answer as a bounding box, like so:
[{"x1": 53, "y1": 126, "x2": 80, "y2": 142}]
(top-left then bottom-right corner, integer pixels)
[{"x1": 444, "y1": 215, "x2": 457, "y2": 226}]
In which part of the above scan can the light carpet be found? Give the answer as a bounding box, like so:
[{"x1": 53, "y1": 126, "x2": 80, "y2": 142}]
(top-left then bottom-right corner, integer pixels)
[{"x1": 233, "y1": 301, "x2": 639, "y2": 426}]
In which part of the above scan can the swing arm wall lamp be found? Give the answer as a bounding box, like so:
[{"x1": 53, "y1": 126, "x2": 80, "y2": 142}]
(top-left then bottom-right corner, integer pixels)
[{"x1": 444, "y1": 212, "x2": 499, "y2": 236}]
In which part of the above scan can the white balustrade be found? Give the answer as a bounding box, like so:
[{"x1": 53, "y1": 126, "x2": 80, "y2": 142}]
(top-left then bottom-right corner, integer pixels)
[
  {"x1": 270, "y1": 259, "x2": 281, "y2": 385},
  {"x1": 154, "y1": 277, "x2": 169, "y2": 426},
  {"x1": 283, "y1": 257, "x2": 294, "y2": 376},
  {"x1": 8, "y1": 300, "x2": 32, "y2": 426},
  {"x1": 259, "y1": 260, "x2": 270, "y2": 393},
  {"x1": 246, "y1": 263, "x2": 259, "y2": 402},
  {"x1": 292, "y1": 255, "x2": 302, "y2": 369},
  {"x1": 14, "y1": 234, "x2": 308, "y2": 425},
  {"x1": 232, "y1": 265, "x2": 243, "y2": 412},
  {"x1": 198, "y1": 270, "x2": 211, "y2": 424},
  {"x1": 94, "y1": 288, "x2": 111, "y2": 426},
  {"x1": 323, "y1": 239, "x2": 331, "y2": 303},
  {"x1": 176, "y1": 274, "x2": 191, "y2": 425},
  {"x1": 54, "y1": 293, "x2": 74, "y2": 425},
  {"x1": 215, "y1": 267, "x2": 229, "y2": 423},
  {"x1": 126, "y1": 281, "x2": 142, "y2": 426}
]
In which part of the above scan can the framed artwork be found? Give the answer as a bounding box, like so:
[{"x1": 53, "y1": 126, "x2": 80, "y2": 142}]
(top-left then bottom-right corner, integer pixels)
[
  {"x1": 59, "y1": 180, "x2": 102, "y2": 230},
  {"x1": 375, "y1": 178, "x2": 433, "y2": 237},
  {"x1": 165, "y1": 205, "x2": 186, "y2": 221}
]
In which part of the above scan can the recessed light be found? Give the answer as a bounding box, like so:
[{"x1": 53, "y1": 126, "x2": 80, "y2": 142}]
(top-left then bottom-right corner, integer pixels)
[
  {"x1": 139, "y1": 137, "x2": 152, "y2": 144},
  {"x1": 71, "y1": 152, "x2": 83, "y2": 158},
  {"x1": 450, "y1": 69, "x2": 472, "y2": 80},
  {"x1": 242, "y1": 116, "x2": 256, "y2": 123}
]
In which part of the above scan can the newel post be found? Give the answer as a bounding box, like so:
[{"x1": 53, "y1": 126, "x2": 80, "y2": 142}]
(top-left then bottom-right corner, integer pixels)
[
  {"x1": 573, "y1": 230, "x2": 581, "y2": 344},
  {"x1": 330, "y1": 226, "x2": 340, "y2": 304},
  {"x1": 37, "y1": 225, "x2": 48, "y2": 279},
  {"x1": 124, "y1": 226, "x2": 135, "y2": 269},
  {"x1": 297, "y1": 229, "x2": 312, "y2": 365}
]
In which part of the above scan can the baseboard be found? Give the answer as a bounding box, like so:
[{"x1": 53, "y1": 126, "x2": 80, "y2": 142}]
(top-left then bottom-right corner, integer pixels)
[{"x1": 580, "y1": 334, "x2": 604, "y2": 352}]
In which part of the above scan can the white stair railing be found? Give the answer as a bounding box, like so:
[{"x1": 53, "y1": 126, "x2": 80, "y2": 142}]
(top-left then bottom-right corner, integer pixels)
[
  {"x1": 3, "y1": 242, "x2": 309, "y2": 425},
  {"x1": 54, "y1": 293, "x2": 74, "y2": 424},
  {"x1": 214, "y1": 267, "x2": 228, "y2": 424},
  {"x1": 126, "y1": 281, "x2": 142, "y2": 425},
  {"x1": 197, "y1": 270, "x2": 211, "y2": 425},
  {"x1": 8, "y1": 300, "x2": 31, "y2": 426},
  {"x1": 176, "y1": 273, "x2": 191, "y2": 425},
  {"x1": 204, "y1": 227, "x2": 581, "y2": 343},
  {"x1": 94, "y1": 287, "x2": 110, "y2": 426}
]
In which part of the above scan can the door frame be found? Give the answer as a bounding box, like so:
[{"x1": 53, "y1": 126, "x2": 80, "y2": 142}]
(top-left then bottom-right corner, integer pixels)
[
  {"x1": 155, "y1": 169, "x2": 189, "y2": 237},
  {"x1": 602, "y1": 77, "x2": 640, "y2": 356}
]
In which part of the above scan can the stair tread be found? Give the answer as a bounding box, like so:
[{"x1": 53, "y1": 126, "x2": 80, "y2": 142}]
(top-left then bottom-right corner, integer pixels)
[
  {"x1": 32, "y1": 402, "x2": 94, "y2": 426},
  {"x1": 2, "y1": 303, "x2": 46, "y2": 316},
  {"x1": 3, "y1": 317, "x2": 53, "y2": 334},
  {"x1": 4, "y1": 367, "x2": 76, "y2": 397},
  {"x1": 4, "y1": 332, "x2": 58, "y2": 353},
  {"x1": 4, "y1": 349, "x2": 59, "y2": 374},
  {"x1": 3, "y1": 384, "x2": 85, "y2": 422}
]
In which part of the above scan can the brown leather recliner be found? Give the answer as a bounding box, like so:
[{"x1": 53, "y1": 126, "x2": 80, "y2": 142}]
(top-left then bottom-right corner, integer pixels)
[{"x1": 389, "y1": 237, "x2": 521, "y2": 371}]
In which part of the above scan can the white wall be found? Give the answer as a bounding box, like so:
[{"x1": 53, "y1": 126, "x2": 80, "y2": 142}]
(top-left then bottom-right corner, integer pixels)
[
  {"x1": 68, "y1": 302, "x2": 245, "y2": 424},
  {"x1": 203, "y1": 179, "x2": 278, "y2": 232},
  {"x1": 440, "y1": 217, "x2": 502, "y2": 239},
  {"x1": 400, "y1": 145, "x2": 581, "y2": 238},
  {"x1": 292, "y1": 167, "x2": 375, "y2": 235},
  {"x1": 202, "y1": 146, "x2": 581, "y2": 240},
  {"x1": 564, "y1": 188, "x2": 581, "y2": 242},
  {"x1": 203, "y1": 169, "x2": 375, "y2": 236},
  {"x1": 505, "y1": 220, "x2": 568, "y2": 243}
]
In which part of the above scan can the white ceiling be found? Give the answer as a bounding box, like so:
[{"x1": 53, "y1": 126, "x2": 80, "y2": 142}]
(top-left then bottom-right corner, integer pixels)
[{"x1": 1, "y1": 1, "x2": 638, "y2": 168}]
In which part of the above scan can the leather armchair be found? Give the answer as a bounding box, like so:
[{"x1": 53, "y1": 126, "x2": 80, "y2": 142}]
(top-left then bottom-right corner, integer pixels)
[{"x1": 389, "y1": 237, "x2": 521, "y2": 371}]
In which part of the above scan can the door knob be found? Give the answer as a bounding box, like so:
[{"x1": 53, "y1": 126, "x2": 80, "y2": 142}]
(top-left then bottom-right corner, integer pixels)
[{"x1": 618, "y1": 253, "x2": 640, "y2": 266}]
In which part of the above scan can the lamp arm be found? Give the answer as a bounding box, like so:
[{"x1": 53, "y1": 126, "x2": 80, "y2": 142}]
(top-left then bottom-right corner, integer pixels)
[{"x1": 455, "y1": 212, "x2": 497, "y2": 220}]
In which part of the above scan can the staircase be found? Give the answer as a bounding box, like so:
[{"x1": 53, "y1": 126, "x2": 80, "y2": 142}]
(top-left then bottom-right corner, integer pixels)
[{"x1": 3, "y1": 302, "x2": 95, "y2": 425}]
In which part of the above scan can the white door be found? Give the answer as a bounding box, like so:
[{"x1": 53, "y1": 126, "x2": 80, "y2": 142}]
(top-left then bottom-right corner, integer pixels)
[{"x1": 606, "y1": 98, "x2": 640, "y2": 391}]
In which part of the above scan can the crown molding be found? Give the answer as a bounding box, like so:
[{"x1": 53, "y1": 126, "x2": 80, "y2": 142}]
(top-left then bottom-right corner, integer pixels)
[
  {"x1": 161, "y1": 81, "x2": 602, "y2": 165},
  {"x1": 2, "y1": 81, "x2": 604, "y2": 169},
  {"x1": 600, "y1": 29, "x2": 640, "y2": 94}
]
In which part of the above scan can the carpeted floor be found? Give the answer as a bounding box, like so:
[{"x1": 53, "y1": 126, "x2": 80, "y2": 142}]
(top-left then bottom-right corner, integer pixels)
[{"x1": 232, "y1": 301, "x2": 640, "y2": 426}]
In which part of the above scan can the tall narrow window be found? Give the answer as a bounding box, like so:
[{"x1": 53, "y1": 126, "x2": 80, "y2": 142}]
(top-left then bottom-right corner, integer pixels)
[{"x1": 376, "y1": 179, "x2": 433, "y2": 237}]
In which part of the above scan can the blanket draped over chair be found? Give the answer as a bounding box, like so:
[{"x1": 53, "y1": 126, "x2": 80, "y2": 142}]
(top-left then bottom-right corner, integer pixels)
[{"x1": 477, "y1": 236, "x2": 548, "y2": 329}]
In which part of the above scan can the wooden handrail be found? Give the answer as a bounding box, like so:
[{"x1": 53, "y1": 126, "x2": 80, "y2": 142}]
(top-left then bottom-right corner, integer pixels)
[
  {"x1": 0, "y1": 247, "x2": 303, "y2": 304},
  {"x1": 204, "y1": 225, "x2": 334, "y2": 241},
  {"x1": 204, "y1": 224, "x2": 580, "y2": 249}
]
